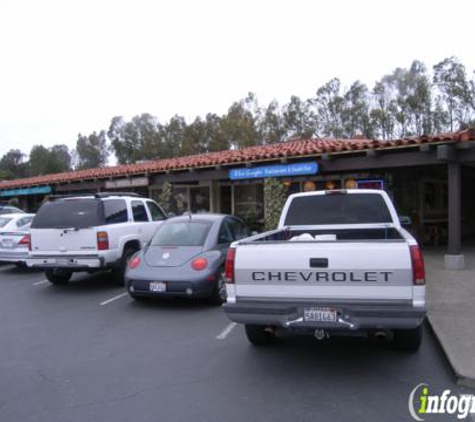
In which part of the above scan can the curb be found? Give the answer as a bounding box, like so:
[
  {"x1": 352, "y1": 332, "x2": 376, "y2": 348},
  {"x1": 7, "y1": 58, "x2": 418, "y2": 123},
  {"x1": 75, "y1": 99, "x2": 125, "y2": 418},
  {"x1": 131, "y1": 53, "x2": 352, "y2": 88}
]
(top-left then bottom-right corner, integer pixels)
[{"x1": 427, "y1": 316, "x2": 475, "y2": 390}]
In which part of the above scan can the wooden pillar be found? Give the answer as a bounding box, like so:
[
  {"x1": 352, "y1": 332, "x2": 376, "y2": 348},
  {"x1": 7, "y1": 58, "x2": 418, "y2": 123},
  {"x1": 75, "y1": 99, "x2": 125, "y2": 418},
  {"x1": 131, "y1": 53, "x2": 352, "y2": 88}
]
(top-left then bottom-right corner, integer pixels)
[{"x1": 447, "y1": 162, "x2": 462, "y2": 255}]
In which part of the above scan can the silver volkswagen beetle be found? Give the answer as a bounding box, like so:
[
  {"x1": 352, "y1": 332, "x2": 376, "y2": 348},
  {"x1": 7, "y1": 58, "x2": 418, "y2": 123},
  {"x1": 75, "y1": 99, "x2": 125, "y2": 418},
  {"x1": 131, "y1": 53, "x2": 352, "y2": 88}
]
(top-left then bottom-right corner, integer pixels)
[{"x1": 125, "y1": 214, "x2": 251, "y2": 304}]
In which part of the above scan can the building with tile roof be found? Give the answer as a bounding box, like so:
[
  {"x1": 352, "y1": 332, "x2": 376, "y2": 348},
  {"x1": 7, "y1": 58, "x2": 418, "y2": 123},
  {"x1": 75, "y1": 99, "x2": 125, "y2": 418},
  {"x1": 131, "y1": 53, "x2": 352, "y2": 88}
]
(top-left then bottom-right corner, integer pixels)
[{"x1": 1, "y1": 128, "x2": 475, "y2": 268}]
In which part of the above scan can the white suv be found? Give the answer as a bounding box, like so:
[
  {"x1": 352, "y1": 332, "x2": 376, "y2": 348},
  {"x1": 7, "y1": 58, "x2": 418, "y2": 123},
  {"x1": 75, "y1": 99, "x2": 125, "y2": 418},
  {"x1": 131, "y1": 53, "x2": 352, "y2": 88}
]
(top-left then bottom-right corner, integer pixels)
[{"x1": 26, "y1": 193, "x2": 167, "y2": 285}]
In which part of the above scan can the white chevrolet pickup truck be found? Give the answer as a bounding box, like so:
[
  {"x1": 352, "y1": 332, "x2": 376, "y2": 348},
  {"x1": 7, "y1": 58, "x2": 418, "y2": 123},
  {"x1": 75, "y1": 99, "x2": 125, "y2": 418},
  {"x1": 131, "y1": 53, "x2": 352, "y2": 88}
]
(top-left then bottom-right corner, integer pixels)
[{"x1": 223, "y1": 189, "x2": 426, "y2": 351}]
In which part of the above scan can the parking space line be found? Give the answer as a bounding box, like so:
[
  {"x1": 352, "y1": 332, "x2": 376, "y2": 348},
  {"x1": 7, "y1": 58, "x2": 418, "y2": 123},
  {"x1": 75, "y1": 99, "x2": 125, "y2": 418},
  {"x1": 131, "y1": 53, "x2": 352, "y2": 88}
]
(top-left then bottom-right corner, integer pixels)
[
  {"x1": 216, "y1": 322, "x2": 237, "y2": 340},
  {"x1": 32, "y1": 280, "x2": 49, "y2": 286},
  {"x1": 100, "y1": 292, "x2": 128, "y2": 306}
]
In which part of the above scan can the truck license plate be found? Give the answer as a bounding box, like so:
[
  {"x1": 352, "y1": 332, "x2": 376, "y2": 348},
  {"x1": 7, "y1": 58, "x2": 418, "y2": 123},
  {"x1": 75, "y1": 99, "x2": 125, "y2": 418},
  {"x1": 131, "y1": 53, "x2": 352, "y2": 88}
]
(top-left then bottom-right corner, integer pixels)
[
  {"x1": 149, "y1": 282, "x2": 167, "y2": 292},
  {"x1": 303, "y1": 307, "x2": 337, "y2": 322}
]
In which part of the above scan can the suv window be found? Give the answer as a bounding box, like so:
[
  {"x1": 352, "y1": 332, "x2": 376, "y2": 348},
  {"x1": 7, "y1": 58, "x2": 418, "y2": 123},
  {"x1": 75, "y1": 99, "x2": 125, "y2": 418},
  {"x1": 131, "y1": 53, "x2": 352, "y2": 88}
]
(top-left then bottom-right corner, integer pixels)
[
  {"x1": 146, "y1": 201, "x2": 166, "y2": 221},
  {"x1": 31, "y1": 199, "x2": 101, "y2": 229},
  {"x1": 103, "y1": 199, "x2": 128, "y2": 225},
  {"x1": 132, "y1": 201, "x2": 149, "y2": 222}
]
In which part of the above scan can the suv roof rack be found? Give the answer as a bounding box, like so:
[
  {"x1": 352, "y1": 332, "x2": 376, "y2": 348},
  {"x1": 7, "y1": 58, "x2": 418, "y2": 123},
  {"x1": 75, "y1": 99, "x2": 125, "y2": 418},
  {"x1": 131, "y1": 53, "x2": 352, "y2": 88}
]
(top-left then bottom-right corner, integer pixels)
[
  {"x1": 94, "y1": 192, "x2": 142, "y2": 198},
  {"x1": 48, "y1": 192, "x2": 142, "y2": 201}
]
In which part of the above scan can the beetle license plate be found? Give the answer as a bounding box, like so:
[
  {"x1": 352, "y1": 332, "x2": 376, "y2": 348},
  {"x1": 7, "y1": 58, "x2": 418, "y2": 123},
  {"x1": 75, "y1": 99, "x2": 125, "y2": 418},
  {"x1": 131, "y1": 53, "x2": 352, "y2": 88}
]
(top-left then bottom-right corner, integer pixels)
[
  {"x1": 149, "y1": 282, "x2": 167, "y2": 292},
  {"x1": 303, "y1": 307, "x2": 337, "y2": 322}
]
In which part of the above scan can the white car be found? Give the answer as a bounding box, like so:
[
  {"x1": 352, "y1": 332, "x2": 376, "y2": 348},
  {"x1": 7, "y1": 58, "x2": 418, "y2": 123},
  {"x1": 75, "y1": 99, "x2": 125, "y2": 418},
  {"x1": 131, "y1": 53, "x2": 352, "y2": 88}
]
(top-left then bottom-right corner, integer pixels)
[
  {"x1": 26, "y1": 193, "x2": 167, "y2": 285},
  {"x1": 0, "y1": 213, "x2": 35, "y2": 266}
]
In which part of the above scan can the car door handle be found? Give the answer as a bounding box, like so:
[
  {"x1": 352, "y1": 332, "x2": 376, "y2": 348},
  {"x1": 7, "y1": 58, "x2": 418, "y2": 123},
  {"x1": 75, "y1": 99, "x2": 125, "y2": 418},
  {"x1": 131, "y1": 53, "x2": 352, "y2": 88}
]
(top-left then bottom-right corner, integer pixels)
[{"x1": 309, "y1": 258, "x2": 328, "y2": 268}]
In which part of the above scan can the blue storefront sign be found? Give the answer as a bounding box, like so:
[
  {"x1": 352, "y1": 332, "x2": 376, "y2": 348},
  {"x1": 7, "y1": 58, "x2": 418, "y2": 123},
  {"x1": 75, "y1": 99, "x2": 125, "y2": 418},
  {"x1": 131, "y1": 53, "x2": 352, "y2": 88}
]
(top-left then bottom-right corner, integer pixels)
[
  {"x1": 230, "y1": 162, "x2": 318, "y2": 181},
  {"x1": 0, "y1": 186, "x2": 52, "y2": 197}
]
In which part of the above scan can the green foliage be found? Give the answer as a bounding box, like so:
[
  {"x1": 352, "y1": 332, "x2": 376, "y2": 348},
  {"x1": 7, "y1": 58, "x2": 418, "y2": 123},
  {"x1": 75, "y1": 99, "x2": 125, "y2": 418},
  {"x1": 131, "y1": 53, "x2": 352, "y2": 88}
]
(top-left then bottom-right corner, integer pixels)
[
  {"x1": 158, "y1": 181, "x2": 173, "y2": 213},
  {"x1": 0, "y1": 169, "x2": 14, "y2": 181},
  {"x1": 0, "y1": 149, "x2": 29, "y2": 179},
  {"x1": 28, "y1": 144, "x2": 72, "y2": 176},
  {"x1": 264, "y1": 178, "x2": 287, "y2": 231},
  {"x1": 76, "y1": 131, "x2": 109, "y2": 170}
]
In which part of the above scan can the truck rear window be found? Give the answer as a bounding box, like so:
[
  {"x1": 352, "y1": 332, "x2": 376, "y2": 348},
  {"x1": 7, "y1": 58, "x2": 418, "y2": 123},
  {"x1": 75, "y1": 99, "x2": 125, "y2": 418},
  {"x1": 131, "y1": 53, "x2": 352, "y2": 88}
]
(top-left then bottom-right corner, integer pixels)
[
  {"x1": 31, "y1": 199, "x2": 102, "y2": 229},
  {"x1": 284, "y1": 194, "x2": 392, "y2": 226}
]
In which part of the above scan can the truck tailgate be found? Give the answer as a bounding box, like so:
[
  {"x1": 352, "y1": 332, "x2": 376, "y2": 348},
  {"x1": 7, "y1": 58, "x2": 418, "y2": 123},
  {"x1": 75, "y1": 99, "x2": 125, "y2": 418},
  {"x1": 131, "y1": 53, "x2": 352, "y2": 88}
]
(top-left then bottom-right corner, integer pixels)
[{"x1": 233, "y1": 242, "x2": 413, "y2": 301}]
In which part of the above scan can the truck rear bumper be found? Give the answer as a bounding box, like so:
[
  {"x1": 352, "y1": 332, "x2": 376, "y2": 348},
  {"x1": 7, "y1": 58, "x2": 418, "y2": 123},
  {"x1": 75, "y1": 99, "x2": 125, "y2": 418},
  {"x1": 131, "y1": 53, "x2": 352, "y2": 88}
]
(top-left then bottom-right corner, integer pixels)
[{"x1": 223, "y1": 300, "x2": 426, "y2": 331}]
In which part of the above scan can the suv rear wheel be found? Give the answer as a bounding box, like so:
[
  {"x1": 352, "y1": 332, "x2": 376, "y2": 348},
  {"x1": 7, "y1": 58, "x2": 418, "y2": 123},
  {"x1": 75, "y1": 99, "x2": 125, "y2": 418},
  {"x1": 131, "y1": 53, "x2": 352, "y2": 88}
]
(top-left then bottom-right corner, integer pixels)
[{"x1": 45, "y1": 269, "x2": 72, "y2": 285}]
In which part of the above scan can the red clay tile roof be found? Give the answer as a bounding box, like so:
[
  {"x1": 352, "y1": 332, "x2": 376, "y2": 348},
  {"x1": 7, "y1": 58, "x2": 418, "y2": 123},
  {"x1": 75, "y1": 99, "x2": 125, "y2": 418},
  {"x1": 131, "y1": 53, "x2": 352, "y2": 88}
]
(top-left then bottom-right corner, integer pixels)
[{"x1": 1, "y1": 128, "x2": 474, "y2": 190}]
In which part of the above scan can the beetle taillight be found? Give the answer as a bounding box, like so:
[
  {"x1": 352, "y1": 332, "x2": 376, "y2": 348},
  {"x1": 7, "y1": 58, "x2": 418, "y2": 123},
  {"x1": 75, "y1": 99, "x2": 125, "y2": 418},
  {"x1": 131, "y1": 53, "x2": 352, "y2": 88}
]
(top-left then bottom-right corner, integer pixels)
[
  {"x1": 410, "y1": 245, "x2": 425, "y2": 285},
  {"x1": 225, "y1": 248, "x2": 236, "y2": 284},
  {"x1": 191, "y1": 257, "x2": 208, "y2": 271},
  {"x1": 128, "y1": 255, "x2": 141, "y2": 269}
]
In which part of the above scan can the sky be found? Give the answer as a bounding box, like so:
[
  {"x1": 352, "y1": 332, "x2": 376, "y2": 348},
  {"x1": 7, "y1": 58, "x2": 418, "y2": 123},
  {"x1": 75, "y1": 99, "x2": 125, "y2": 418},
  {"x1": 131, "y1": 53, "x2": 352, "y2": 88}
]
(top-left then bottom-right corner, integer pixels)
[{"x1": 0, "y1": 0, "x2": 474, "y2": 159}]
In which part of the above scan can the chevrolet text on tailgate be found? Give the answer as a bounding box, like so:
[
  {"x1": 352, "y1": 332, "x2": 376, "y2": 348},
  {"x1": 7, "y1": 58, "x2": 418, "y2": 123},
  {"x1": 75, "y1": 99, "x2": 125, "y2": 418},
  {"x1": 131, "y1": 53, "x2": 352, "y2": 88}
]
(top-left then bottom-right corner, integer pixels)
[{"x1": 223, "y1": 189, "x2": 426, "y2": 351}]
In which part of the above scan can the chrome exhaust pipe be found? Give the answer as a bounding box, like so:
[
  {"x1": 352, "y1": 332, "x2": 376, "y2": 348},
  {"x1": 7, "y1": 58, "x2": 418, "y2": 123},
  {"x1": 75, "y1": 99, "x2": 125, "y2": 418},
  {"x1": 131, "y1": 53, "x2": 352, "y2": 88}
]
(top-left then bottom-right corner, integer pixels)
[{"x1": 374, "y1": 331, "x2": 388, "y2": 341}]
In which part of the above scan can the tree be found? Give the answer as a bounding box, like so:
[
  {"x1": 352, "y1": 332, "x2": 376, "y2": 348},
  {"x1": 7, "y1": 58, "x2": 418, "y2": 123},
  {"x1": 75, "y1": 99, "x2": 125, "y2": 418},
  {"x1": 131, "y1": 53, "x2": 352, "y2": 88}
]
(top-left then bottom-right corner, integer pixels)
[
  {"x1": 0, "y1": 169, "x2": 14, "y2": 181},
  {"x1": 313, "y1": 79, "x2": 345, "y2": 138},
  {"x1": 283, "y1": 95, "x2": 316, "y2": 139},
  {"x1": 158, "y1": 181, "x2": 173, "y2": 212},
  {"x1": 433, "y1": 57, "x2": 472, "y2": 131},
  {"x1": 221, "y1": 96, "x2": 260, "y2": 149},
  {"x1": 109, "y1": 116, "x2": 132, "y2": 164},
  {"x1": 371, "y1": 76, "x2": 398, "y2": 140},
  {"x1": 109, "y1": 114, "x2": 164, "y2": 164},
  {"x1": 163, "y1": 115, "x2": 186, "y2": 158},
  {"x1": 48, "y1": 144, "x2": 72, "y2": 173},
  {"x1": 205, "y1": 113, "x2": 229, "y2": 152},
  {"x1": 29, "y1": 145, "x2": 51, "y2": 176},
  {"x1": 180, "y1": 117, "x2": 207, "y2": 156},
  {"x1": 0, "y1": 149, "x2": 29, "y2": 178},
  {"x1": 76, "y1": 131, "x2": 109, "y2": 170},
  {"x1": 260, "y1": 100, "x2": 286, "y2": 144},
  {"x1": 24, "y1": 144, "x2": 70, "y2": 176},
  {"x1": 342, "y1": 81, "x2": 373, "y2": 138},
  {"x1": 264, "y1": 178, "x2": 287, "y2": 231}
]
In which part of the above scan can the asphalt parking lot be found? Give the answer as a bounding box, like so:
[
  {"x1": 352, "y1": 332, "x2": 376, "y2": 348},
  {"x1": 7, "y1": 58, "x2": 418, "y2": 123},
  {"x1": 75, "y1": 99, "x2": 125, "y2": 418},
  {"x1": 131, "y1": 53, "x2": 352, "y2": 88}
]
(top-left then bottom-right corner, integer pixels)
[{"x1": 0, "y1": 265, "x2": 470, "y2": 422}]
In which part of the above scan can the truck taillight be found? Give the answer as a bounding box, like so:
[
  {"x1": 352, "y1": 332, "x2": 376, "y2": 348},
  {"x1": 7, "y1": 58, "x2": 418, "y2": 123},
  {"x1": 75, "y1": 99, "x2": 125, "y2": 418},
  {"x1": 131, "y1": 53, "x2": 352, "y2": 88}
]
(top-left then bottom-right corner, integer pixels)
[
  {"x1": 19, "y1": 234, "x2": 31, "y2": 251},
  {"x1": 97, "y1": 231, "x2": 109, "y2": 250},
  {"x1": 225, "y1": 248, "x2": 236, "y2": 284},
  {"x1": 410, "y1": 245, "x2": 425, "y2": 285}
]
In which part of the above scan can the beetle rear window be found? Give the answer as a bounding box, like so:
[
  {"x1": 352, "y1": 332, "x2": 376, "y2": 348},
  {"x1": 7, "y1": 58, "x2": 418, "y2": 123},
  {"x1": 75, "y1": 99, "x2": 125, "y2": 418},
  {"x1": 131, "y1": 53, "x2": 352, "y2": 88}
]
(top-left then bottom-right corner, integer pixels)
[{"x1": 151, "y1": 222, "x2": 212, "y2": 247}]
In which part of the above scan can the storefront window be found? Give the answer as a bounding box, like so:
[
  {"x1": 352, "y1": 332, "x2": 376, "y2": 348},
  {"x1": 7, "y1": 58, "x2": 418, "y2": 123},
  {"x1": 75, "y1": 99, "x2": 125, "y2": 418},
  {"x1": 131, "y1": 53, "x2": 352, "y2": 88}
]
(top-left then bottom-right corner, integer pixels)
[
  {"x1": 233, "y1": 183, "x2": 264, "y2": 227},
  {"x1": 190, "y1": 186, "x2": 210, "y2": 213},
  {"x1": 174, "y1": 187, "x2": 189, "y2": 215},
  {"x1": 220, "y1": 186, "x2": 232, "y2": 214}
]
